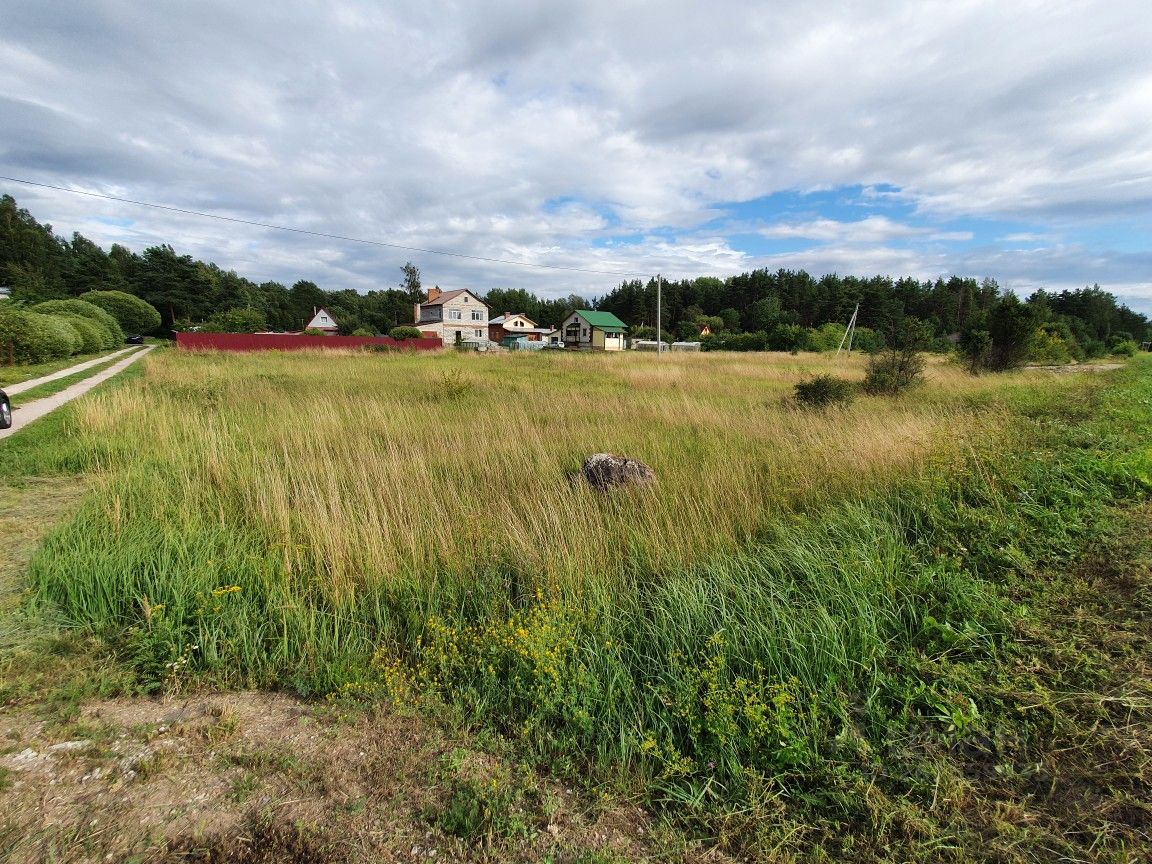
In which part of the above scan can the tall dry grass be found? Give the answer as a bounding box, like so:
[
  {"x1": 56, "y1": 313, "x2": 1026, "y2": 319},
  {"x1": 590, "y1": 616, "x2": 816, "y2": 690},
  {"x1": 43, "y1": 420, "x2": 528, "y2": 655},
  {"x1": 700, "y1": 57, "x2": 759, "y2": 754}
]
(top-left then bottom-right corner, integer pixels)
[{"x1": 63, "y1": 348, "x2": 1023, "y2": 602}]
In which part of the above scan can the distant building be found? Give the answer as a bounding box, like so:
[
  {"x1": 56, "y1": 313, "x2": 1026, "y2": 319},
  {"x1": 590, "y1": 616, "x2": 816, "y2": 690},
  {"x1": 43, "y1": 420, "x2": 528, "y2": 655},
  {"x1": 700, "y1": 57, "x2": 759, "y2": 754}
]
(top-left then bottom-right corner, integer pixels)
[
  {"x1": 304, "y1": 307, "x2": 338, "y2": 333},
  {"x1": 559, "y1": 310, "x2": 628, "y2": 351},
  {"x1": 0, "y1": 286, "x2": 11, "y2": 301},
  {"x1": 413, "y1": 288, "x2": 489, "y2": 346},
  {"x1": 488, "y1": 312, "x2": 552, "y2": 344}
]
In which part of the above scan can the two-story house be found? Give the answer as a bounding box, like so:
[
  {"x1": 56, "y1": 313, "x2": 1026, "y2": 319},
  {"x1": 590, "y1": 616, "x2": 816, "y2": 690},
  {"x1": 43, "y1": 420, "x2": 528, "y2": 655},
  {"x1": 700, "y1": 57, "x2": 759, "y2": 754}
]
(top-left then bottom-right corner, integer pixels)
[{"x1": 413, "y1": 288, "x2": 489, "y2": 346}]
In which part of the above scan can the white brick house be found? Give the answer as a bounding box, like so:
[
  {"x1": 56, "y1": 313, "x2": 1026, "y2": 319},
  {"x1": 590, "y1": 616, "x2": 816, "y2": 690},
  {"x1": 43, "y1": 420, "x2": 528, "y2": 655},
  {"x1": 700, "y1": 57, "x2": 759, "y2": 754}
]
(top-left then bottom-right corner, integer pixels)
[{"x1": 413, "y1": 288, "x2": 489, "y2": 346}]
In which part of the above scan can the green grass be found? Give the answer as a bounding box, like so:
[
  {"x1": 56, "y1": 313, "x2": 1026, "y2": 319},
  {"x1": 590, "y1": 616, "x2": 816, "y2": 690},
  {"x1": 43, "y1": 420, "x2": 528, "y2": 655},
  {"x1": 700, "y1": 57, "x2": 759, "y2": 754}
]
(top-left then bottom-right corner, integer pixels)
[{"x1": 13, "y1": 349, "x2": 1152, "y2": 861}]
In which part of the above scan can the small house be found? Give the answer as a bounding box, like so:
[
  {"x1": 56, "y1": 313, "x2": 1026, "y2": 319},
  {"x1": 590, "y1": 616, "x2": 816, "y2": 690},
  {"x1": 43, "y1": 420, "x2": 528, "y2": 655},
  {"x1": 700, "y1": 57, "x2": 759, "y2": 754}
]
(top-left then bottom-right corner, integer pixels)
[
  {"x1": 305, "y1": 307, "x2": 339, "y2": 333},
  {"x1": 488, "y1": 312, "x2": 551, "y2": 343},
  {"x1": 559, "y1": 310, "x2": 627, "y2": 351}
]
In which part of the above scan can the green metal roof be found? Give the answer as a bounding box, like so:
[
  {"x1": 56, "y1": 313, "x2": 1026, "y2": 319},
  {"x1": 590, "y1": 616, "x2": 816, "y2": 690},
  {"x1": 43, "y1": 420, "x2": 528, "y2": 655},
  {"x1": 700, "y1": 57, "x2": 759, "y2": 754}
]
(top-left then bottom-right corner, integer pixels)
[{"x1": 575, "y1": 310, "x2": 628, "y2": 330}]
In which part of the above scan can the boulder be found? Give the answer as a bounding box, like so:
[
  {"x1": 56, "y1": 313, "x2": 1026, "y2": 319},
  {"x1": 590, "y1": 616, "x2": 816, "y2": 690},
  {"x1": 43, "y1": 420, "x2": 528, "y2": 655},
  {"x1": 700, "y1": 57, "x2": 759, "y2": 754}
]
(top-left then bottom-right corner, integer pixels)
[{"x1": 573, "y1": 453, "x2": 656, "y2": 492}]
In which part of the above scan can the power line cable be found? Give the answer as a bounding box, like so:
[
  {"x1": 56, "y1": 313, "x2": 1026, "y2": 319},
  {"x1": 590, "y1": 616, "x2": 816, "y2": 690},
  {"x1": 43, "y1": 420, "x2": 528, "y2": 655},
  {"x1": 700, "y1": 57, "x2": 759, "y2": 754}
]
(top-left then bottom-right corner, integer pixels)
[{"x1": 0, "y1": 175, "x2": 648, "y2": 278}]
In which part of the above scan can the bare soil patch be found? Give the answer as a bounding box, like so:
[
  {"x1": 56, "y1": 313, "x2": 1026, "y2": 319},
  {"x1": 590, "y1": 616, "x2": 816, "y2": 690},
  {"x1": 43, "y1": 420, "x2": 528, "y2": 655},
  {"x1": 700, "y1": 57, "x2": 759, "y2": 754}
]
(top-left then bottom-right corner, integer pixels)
[{"x1": 1, "y1": 692, "x2": 667, "y2": 864}]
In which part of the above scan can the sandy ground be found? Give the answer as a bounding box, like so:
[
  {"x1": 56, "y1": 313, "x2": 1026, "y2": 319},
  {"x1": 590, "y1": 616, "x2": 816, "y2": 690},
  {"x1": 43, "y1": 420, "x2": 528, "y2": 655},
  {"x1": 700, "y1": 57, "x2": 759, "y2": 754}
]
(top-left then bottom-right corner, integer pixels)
[{"x1": 0, "y1": 345, "x2": 153, "y2": 441}]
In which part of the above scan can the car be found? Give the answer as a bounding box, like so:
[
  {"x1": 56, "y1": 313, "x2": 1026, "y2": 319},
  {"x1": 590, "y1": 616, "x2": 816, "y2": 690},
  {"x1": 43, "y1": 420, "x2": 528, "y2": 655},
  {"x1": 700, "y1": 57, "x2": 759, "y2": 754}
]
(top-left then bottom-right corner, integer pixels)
[
  {"x1": 0, "y1": 388, "x2": 12, "y2": 430},
  {"x1": 125, "y1": 334, "x2": 145, "y2": 345}
]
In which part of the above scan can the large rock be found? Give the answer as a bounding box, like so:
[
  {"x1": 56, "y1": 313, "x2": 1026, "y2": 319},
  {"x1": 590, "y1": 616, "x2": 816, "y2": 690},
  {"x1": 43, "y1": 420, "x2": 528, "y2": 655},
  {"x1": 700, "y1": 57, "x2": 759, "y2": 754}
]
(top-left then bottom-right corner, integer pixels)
[{"x1": 574, "y1": 453, "x2": 656, "y2": 492}]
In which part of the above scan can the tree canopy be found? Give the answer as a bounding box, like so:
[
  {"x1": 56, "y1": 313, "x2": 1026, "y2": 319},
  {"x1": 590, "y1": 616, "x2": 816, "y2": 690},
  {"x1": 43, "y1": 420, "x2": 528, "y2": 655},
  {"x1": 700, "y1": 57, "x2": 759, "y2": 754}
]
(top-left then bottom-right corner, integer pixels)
[{"x1": 0, "y1": 195, "x2": 1146, "y2": 357}]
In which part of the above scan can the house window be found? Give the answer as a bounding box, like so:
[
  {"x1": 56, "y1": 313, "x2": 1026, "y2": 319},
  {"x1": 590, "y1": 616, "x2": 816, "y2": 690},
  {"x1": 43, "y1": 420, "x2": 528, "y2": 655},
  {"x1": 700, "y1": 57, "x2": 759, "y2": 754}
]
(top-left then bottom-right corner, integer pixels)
[
  {"x1": 582, "y1": 327, "x2": 588, "y2": 337},
  {"x1": 474, "y1": 328, "x2": 483, "y2": 338},
  {"x1": 514, "y1": 320, "x2": 522, "y2": 327},
  {"x1": 449, "y1": 310, "x2": 462, "y2": 320},
  {"x1": 471, "y1": 310, "x2": 483, "y2": 321}
]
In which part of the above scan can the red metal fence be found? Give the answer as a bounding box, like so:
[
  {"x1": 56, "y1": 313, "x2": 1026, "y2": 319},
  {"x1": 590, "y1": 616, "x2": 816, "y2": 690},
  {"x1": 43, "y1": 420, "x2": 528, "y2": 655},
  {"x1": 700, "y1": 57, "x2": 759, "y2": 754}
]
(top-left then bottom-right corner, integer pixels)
[{"x1": 176, "y1": 332, "x2": 443, "y2": 352}]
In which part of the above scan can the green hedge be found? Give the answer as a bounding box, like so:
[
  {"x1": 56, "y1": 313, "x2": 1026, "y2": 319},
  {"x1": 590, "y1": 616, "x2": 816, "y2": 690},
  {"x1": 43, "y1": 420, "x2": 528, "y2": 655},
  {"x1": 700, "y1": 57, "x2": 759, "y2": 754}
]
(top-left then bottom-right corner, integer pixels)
[
  {"x1": 78, "y1": 290, "x2": 162, "y2": 335},
  {"x1": 31, "y1": 299, "x2": 123, "y2": 348},
  {"x1": 0, "y1": 308, "x2": 79, "y2": 363},
  {"x1": 53, "y1": 313, "x2": 106, "y2": 354}
]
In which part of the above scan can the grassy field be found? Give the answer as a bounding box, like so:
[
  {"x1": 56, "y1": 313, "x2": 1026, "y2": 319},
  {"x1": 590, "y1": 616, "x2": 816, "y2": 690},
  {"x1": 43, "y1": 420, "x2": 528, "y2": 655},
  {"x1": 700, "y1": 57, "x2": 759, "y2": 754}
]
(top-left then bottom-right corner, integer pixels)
[{"x1": 12, "y1": 347, "x2": 1152, "y2": 861}]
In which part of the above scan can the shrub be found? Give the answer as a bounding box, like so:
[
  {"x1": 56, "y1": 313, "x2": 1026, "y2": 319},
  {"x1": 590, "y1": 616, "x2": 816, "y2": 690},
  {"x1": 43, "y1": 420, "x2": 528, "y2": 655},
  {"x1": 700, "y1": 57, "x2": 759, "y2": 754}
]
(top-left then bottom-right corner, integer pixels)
[
  {"x1": 807, "y1": 322, "x2": 847, "y2": 352},
  {"x1": 1110, "y1": 339, "x2": 1138, "y2": 357},
  {"x1": 767, "y1": 323, "x2": 808, "y2": 352},
  {"x1": 958, "y1": 329, "x2": 992, "y2": 374},
  {"x1": 986, "y1": 294, "x2": 1040, "y2": 371},
  {"x1": 30, "y1": 299, "x2": 123, "y2": 347},
  {"x1": 728, "y1": 331, "x2": 768, "y2": 352},
  {"x1": 850, "y1": 326, "x2": 883, "y2": 353},
  {"x1": 78, "y1": 290, "x2": 162, "y2": 335},
  {"x1": 389, "y1": 325, "x2": 424, "y2": 340},
  {"x1": 793, "y1": 374, "x2": 857, "y2": 408},
  {"x1": 302, "y1": 327, "x2": 327, "y2": 336},
  {"x1": 0, "y1": 308, "x2": 78, "y2": 362},
  {"x1": 1029, "y1": 326, "x2": 1075, "y2": 365},
  {"x1": 351, "y1": 327, "x2": 375, "y2": 337},
  {"x1": 40, "y1": 314, "x2": 83, "y2": 357},
  {"x1": 864, "y1": 351, "x2": 926, "y2": 395},
  {"x1": 54, "y1": 313, "x2": 106, "y2": 354},
  {"x1": 203, "y1": 308, "x2": 267, "y2": 333},
  {"x1": 863, "y1": 317, "x2": 932, "y2": 395}
]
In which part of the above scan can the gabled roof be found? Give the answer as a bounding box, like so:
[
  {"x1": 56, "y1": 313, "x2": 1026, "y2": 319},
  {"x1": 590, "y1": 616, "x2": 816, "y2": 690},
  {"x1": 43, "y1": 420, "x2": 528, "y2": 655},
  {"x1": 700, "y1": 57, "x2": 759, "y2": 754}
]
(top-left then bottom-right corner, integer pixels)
[
  {"x1": 572, "y1": 309, "x2": 627, "y2": 332},
  {"x1": 421, "y1": 289, "x2": 485, "y2": 307},
  {"x1": 305, "y1": 307, "x2": 338, "y2": 329},
  {"x1": 490, "y1": 313, "x2": 536, "y2": 327}
]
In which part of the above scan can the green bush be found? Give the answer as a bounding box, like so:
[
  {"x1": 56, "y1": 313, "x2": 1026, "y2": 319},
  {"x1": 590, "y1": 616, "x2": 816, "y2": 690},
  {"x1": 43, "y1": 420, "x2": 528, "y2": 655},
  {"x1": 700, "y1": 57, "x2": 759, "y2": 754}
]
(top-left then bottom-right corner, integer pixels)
[
  {"x1": 959, "y1": 329, "x2": 992, "y2": 374},
  {"x1": 53, "y1": 313, "x2": 106, "y2": 354},
  {"x1": 351, "y1": 327, "x2": 375, "y2": 337},
  {"x1": 203, "y1": 307, "x2": 267, "y2": 334},
  {"x1": 41, "y1": 314, "x2": 83, "y2": 357},
  {"x1": 793, "y1": 374, "x2": 857, "y2": 408},
  {"x1": 766, "y1": 323, "x2": 808, "y2": 352},
  {"x1": 31, "y1": 299, "x2": 123, "y2": 348},
  {"x1": 1110, "y1": 339, "x2": 1138, "y2": 357},
  {"x1": 1029, "y1": 323, "x2": 1080, "y2": 365},
  {"x1": 864, "y1": 350, "x2": 926, "y2": 395},
  {"x1": 807, "y1": 322, "x2": 847, "y2": 352},
  {"x1": 863, "y1": 318, "x2": 932, "y2": 395},
  {"x1": 0, "y1": 308, "x2": 78, "y2": 362},
  {"x1": 78, "y1": 290, "x2": 162, "y2": 335},
  {"x1": 849, "y1": 326, "x2": 883, "y2": 353},
  {"x1": 388, "y1": 325, "x2": 424, "y2": 340}
]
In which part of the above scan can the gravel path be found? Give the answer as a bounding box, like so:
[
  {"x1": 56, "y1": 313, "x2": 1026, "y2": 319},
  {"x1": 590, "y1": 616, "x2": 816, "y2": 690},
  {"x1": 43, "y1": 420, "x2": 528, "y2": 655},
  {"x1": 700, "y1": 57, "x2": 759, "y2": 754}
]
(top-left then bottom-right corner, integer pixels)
[
  {"x1": 0, "y1": 346, "x2": 154, "y2": 440},
  {"x1": 3, "y1": 347, "x2": 140, "y2": 395}
]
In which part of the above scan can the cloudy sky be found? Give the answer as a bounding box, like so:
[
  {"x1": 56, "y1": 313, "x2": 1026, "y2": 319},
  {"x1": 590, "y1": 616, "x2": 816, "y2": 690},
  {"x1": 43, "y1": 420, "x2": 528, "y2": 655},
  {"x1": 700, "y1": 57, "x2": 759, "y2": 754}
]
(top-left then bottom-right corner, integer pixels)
[{"x1": 2, "y1": 0, "x2": 1150, "y2": 310}]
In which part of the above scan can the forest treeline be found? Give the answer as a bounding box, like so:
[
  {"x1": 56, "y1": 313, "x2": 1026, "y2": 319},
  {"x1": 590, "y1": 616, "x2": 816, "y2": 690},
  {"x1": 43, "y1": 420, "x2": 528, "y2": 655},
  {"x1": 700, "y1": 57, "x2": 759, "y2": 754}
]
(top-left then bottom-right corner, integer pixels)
[{"x1": 3, "y1": 194, "x2": 1148, "y2": 358}]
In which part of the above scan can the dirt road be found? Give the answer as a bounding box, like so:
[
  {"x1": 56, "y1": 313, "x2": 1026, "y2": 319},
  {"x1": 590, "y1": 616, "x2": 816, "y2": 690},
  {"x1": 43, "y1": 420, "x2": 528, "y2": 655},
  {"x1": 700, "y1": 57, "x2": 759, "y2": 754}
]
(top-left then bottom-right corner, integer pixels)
[
  {"x1": 2, "y1": 346, "x2": 140, "y2": 395},
  {"x1": 0, "y1": 345, "x2": 154, "y2": 440}
]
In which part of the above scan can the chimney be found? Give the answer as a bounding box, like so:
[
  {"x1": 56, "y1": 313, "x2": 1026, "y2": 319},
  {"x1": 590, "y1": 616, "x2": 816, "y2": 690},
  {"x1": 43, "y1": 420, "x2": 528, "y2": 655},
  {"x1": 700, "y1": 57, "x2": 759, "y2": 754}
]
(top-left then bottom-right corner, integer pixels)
[
  {"x1": 505, "y1": 311, "x2": 512, "y2": 319},
  {"x1": 427, "y1": 287, "x2": 441, "y2": 301},
  {"x1": 413, "y1": 303, "x2": 420, "y2": 324}
]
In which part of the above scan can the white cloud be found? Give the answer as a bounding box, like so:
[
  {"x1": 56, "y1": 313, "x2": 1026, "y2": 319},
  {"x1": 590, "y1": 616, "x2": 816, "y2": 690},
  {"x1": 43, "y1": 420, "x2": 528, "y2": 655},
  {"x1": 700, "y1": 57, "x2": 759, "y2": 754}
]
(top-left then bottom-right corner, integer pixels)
[
  {"x1": 0, "y1": 0, "x2": 1149, "y2": 309},
  {"x1": 760, "y1": 216, "x2": 928, "y2": 244}
]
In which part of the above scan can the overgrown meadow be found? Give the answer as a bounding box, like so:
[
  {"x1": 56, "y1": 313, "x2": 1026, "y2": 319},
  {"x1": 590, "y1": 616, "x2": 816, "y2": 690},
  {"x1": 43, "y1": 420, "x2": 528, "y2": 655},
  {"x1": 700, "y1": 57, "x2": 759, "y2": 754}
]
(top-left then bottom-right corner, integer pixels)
[{"x1": 22, "y1": 348, "x2": 1152, "y2": 858}]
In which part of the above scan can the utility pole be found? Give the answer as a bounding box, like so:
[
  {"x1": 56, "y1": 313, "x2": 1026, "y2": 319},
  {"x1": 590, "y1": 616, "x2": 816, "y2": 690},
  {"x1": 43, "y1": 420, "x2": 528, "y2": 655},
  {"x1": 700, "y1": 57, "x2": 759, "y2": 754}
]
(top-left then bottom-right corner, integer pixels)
[
  {"x1": 835, "y1": 303, "x2": 860, "y2": 359},
  {"x1": 656, "y1": 274, "x2": 663, "y2": 354}
]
